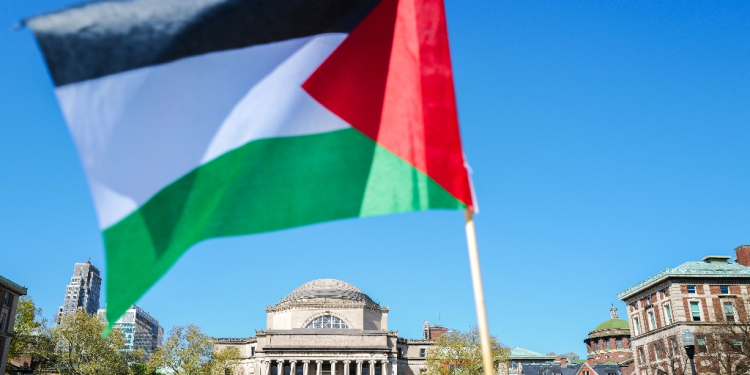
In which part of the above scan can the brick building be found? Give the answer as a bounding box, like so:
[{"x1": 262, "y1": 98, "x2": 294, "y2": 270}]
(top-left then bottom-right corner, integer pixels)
[
  {"x1": 617, "y1": 245, "x2": 750, "y2": 375},
  {"x1": 0, "y1": 274, "x2": 28, "y2": 375},
  {"x1": 584, "y1": 306, "x2": 632, "y2": 370}
]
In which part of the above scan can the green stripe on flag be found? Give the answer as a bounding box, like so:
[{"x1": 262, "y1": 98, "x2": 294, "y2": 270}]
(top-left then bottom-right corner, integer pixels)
[{"x1": 103, "y1": 127, "x2": 463, "y2": 327}]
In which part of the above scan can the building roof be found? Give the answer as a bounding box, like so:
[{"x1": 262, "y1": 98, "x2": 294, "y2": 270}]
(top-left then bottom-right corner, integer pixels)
[
  {"x1": 0, "y1": 274, "x2": 28, "y2": 295},
  {"x1": 618, "y1": 258, "x2": 750, "y2": 299},
  {"x1": 277, "y1": 279, "x2": 376, "y2": 305},
  {"x1": 510, "y1": 347, "x2": 557, "y2": 360},
  {"x1": 591, "y1": 318, "x2": 629, "y2": 333},
  {"x1": 521, "y1": 363, "x2": 622, "y2": 375}
]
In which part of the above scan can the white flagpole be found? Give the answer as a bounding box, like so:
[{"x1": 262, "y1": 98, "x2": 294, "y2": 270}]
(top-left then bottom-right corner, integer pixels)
[{"x1": 465, "y1": 209, "x2": 495, "y2": 375}]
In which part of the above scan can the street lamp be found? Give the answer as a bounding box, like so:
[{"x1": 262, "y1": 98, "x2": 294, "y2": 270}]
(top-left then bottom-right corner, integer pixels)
[{"x1": 682, "y1": 330, "x2": 697, "y2": 375}]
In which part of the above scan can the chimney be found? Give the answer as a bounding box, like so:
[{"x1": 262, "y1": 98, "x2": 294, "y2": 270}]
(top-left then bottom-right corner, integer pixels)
[
  {"x1": 560, "y1": 358, "x2": 567, "y2": 366},
  {"x1": 736, "y1": 245, "x2": 750, "y2": 267},
  {"x1": 587, "y1": 356, "x2": 594, "y2": 366}
]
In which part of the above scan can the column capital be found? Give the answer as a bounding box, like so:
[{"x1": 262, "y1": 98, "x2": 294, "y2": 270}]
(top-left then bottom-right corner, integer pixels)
[
  {"x1": 316, "y1": 360, "x2": 324, "y2": 364},
  {"x1": 343, "y1": 360, "x2": 351, "y2": 364},
  {"x1": 331, "y1": 360, "x2": 339, "y2": 364},
  {"x1": 303, "y1": 360, "x2": 310, "y2": 364},
  {"x1": 381, "y1": 360, "x2": 389, "y2": 364},
  {"x1": 356, "y1": 360, "x2": 363, "y2": 364}
]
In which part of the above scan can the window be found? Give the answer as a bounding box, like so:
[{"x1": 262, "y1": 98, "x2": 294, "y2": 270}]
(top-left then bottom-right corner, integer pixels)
[
  {"x1": 251, "y1": 347, "x2": 255, "y2": 356},
  {"x1": 638, "y1": 347, "x2": 646, "y2": 363},
  {"x1": 297, "y1": 366, "x2": 304, "y2": 375},
  {"x1": 664, "y1": 304, "x2": 673, "y2": 325},
  {"x1": 654, "y1": 343, "x2": 662, "y2": 360},
  {"x1": 646, "y1": 295, "x2": 652, "y2": 304},
  {"x1": 583, "y1": 371, "x2": 590, "y2": 375},
  {"x1": 0, "y1": 312, "x2": 6, "y2": 331},
  {"x1": 634, "y1": 317, "x2": 642, "y2": 335},
  {"x1": 605, "y1": 340, "x2": 610, "y2": 349},
  {"x1": 3, "y1": 292, "x2": 8, "y2": 306},
  {"x1": 617, "y1": 338, "x2": 623, "y2": 348},
  {"x1": 374, "y1": 365, "x2": 381, "y2": 375},
  {"x1": 690, "y1": 301, "x2": 701, "y2": 321},
  {"x1": 631, "y1": 302, "x2": 637, "y2": 310},
  {"x1": 720, "y1": 285, "x2": 730, "y2": 294},
  {"x1": 420, "y1": 348, "x2": 426, "y2": 358},
  {"x1": 362, "y1": 363, "x2": 370, "y2": 375},
  {"x1": 733, "y1": 339, "x2": 742, "y2": 350},
  {"x1": 687, "y1": 285, "x2": 696, "y2": 294},
  {"x1": 305, "y1": 315, "x2": 348, "y2": 329},
  {"x1": 697, "y1": 337, "x2": 707, "y2": 351},
  {"x1": 670, "y1": 338, "x2": 679, "y2": 353},
  {"x1": 648, "y1": 311, "x2": 657, "y2": 330},
  {"x1": 724, "y1": 302, "x2": 735, "y2": 321}
]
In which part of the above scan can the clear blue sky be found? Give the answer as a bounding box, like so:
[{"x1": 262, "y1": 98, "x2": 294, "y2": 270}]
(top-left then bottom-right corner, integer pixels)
[{"x1": 2, "y1": 0, "x2": 749, "y2": 357}]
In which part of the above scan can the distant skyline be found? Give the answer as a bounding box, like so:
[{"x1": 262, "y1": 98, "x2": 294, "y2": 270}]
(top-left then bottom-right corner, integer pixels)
[{"x1": 2, "y1": 0, "x2": 749, "y2": 357}]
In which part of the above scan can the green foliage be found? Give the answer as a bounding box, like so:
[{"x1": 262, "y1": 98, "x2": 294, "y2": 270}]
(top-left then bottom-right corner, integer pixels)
[
  {"x1": 425, "y1": 327, "x2": 509, "y2": 375},
  {"x1": 32, "y1": 309, "x2": 140, "y2": 375},
  {"x1": 8, "y1": 295, "x2": 45, "y2": 361},
  {"x1": 149, "y1": 324, "x2": 240, "y2": 375}
]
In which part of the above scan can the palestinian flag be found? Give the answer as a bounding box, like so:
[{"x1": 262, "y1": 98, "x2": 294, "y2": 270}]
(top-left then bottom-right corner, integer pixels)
[{"x1": 27, "y1": 0, "x2": 475, "y2": 329}]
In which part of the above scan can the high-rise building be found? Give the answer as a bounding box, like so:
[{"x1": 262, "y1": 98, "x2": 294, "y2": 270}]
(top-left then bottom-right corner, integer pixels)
[
  {"x1": 56, "y1": 259, "x2": 102, "y2": 324},
  {"x1": 98, "y1": 305, "x2": 164, "y2": 357}
]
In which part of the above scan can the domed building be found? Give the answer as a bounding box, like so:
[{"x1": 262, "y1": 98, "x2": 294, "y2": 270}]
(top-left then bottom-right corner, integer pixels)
[
  {"x1": 583, "y1": 307, "x2": 633, "y2": 375},
  {"x1": 216, "y1": 279, "x2": 440, "y2": 375}
]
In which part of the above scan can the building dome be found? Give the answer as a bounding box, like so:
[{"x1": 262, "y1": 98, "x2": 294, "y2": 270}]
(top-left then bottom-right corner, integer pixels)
[
  {"x1": 277, "y1": 279, "x2": 376, "y2": 305},
  {"x1": 591, "y1": 318, "x2": 629, "y2": 333},
  {"x1": 589, "y1": 305, "x2": 629, "y2": 334}
]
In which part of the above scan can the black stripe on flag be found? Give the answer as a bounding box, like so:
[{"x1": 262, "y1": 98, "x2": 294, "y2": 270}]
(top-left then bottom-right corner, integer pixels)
[{"x1": 27, "y1": 0, "x2": 381, "y2": 87}]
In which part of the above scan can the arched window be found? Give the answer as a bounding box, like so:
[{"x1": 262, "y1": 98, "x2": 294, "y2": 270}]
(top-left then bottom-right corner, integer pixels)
[{"x1": 306, "y1": 315, "x2": 348, "y2": 329}]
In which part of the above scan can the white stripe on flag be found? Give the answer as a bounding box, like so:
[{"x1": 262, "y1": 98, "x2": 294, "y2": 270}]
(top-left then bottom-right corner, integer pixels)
[{"x1": 55, "y1": 33, "x2": 349, "y2": 229}]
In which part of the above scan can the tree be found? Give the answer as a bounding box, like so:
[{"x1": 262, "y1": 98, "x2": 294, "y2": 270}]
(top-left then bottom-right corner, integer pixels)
[
  {"x1": 694, "y1": 323, "x2": 750, "y2": 375},
  {"x1": 149, "y1": 324, "x2": 240, "y2": 375},
  {"x1": 425, "y1": 326, "x2": 509, "y2": 375},
  {"x1": 7, "y1": 296, "x2": 45, "y2": 366},
  {"x1": 32, "y1": 309, "x2": 139, "y2": 375}
]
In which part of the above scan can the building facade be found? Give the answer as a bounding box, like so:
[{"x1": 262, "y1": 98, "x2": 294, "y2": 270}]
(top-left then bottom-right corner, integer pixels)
[
  {"x1": 0, "y1": 274, "x2": 28, "y2": 375},
  {"x1": 521, "y1": 362, "x2": 622, "y2": 375},
  {"x1": 508, "y1": 347, "x2": 557, "y2": 375},
  {"x1": 583, "y1": 306, "x2": 632, "y2": 374},
  {"x1": 216, "y1": 279, "x2": 449, "y2": 375},
  {"x1": 98, "y1": 305, "x2": 164, "y2": 357},
  {"x1": 56, "y1": 259, "x2": 102, "y2": 324},
  {"x1": 617, "y1": 246, "x2": 750, "y2": 375}
]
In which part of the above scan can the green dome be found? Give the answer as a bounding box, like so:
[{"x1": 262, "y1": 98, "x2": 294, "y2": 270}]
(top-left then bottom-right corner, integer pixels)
[{"x1": 592, "y1": 318, "x2": 629, "y2": 332}]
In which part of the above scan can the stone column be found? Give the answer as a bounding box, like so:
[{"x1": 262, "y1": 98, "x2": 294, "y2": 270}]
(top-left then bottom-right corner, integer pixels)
[
  {"x1": 369, "y1": 361, "x2": 375, "y2": 375},
  {"x1": 356, "y1": 360, "x2": 363, "y2": 375},
  {"x1": 303, "y1": 360, "x2": 310, "y2": 375},
  {"x1": 381, "y1": 360, "x2": 388, "y2": 375},
  {"x1": 316, "y1": 360, "x2": 323, "y2": 375},
  {"x1": 278, "y1": 360, "x2": 285, "y2": 375},
  {"x1": 291, "y1": 361, "x2": 297, "y2": 375},
  {"x1": 343, "y1": 360, "x2": 351, "y2": 375},
  {"x1": 331, "y1": 360, "x2": 338, "y2": 375},
  {"x1": 264, "y1": 361, "x2": 271, "y2": 375}
]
